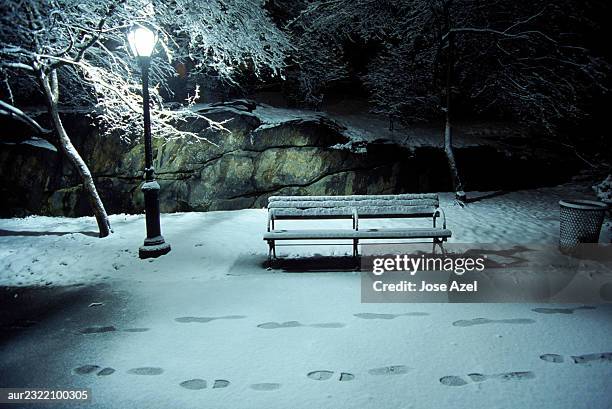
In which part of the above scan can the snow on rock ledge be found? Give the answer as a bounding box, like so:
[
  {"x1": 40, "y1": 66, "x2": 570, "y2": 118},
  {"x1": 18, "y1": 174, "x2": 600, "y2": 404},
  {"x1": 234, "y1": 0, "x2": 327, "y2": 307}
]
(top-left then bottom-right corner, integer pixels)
[{"x1": 0, "y1": 100, "x2": 579, "y2": 217}]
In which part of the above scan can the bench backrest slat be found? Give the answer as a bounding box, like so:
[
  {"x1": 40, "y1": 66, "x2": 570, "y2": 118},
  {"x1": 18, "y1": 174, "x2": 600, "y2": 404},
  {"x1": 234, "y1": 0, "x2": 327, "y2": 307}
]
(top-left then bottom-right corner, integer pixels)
[
  {"x1": 267, "y1": 194, "x2": 440, "y2": 219},
  {"x1": 269, "y1": 199, "x2": 438, "y2": 209},
  {"x1": 269, "y1": 193, "x2": 438, "y2": 202}
]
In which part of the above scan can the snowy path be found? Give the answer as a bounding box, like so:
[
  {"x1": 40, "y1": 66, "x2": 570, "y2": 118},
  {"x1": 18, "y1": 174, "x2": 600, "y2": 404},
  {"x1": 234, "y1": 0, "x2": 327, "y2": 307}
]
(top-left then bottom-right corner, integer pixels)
[{"x1": 0, "y1": 184, "x2": 611, "y2": 408}]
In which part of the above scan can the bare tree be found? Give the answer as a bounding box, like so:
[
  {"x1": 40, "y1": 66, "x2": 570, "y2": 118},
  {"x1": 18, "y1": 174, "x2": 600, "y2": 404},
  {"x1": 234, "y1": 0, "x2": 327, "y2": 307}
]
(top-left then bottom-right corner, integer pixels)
[{"x1": 0, "y1": 0, "x2": 290, "y2": 236}]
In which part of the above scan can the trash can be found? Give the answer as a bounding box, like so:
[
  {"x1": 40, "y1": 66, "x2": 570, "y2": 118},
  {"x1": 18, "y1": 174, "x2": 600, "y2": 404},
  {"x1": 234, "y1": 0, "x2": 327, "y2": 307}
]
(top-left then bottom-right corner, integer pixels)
[{"x1": 559, "y1": 199, "x2": 608, "y2": 253}]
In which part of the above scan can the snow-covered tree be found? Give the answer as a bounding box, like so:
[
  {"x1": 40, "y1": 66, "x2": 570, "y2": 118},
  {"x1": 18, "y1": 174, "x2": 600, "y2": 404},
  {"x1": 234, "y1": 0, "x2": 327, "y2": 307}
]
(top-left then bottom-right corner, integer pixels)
[
  {"x1": 0, "y1": 0, "x2": 290, "y2": 236},
  {"x1": 289, "y1": 0, "x2": 610, "y2": 201}
]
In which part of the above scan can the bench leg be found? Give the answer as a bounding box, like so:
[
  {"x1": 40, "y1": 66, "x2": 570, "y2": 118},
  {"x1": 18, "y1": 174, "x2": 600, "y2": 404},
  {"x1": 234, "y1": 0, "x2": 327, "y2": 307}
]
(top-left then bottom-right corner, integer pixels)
[
  {"x1": 432, "y1": 239, "x2": 446, "y2": 256},
  {"x1": 267, "y1": 240, "x2": 277, "y2": 261},
  {"x1": 353, "y1": 239, "x2": 359, "y2": 257}
]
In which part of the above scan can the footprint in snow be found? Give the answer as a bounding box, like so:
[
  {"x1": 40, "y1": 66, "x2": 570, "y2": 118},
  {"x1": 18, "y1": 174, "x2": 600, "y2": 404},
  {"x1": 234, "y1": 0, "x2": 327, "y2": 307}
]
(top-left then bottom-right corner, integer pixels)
[
  {"x1": 80, "y1": 325, "x2": 116, "y2": 334},
  {"x1": 532, "y1": 306, "x2": 595, "y2": 315},
  {"x1": 73, "y1": 365, "x2": 115, "y2": 376},
  {"x1": 179, "y1": 379, "x2": 230, "y2": 390},
  {"x1": 81, "y1": 326, "x2": 150, "y2": 333},
  {"x1": 540, "y1": 354, "x2": 565, "y2": 363},
  {"x1": 540, "y1": 352, "x2": 612, "y2": 365},
  {"x1": 440, "y1": 371, "x2": 535, "y2": 386},
  {"x1": 452, "y1": 318, "x2": 535, "y2": 327},
  {"x1": 97, "y1": 367, "x2": 116, "y2": 376},
  {"x1": 307, "y1": 370, "x2": 355, "y2": 381},
  {"x1": 354, "y1": 312, "x2": 429, "y2": 320},
  {"x1": 123, "y1": 327, "x2": 150, "y2": 333},
  {"x1": 175, "y1": 315, "x2": 246, "y2": 323},
  {"x1": 257, "y1": 321, "x2": 301, "y2": 329},
  {"x1": 73, "y1": 365, "x2": 100, "y2": 375},
  {"x1": 257, "y1": 321, "x2": 345, "y2": 329}
]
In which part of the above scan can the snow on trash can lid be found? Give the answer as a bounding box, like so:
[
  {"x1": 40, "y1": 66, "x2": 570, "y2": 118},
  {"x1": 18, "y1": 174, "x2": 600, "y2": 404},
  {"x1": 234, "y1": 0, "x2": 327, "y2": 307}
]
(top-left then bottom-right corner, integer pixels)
[{"x1": 559, "y1": 200, "x2": 608, "y2": 211}]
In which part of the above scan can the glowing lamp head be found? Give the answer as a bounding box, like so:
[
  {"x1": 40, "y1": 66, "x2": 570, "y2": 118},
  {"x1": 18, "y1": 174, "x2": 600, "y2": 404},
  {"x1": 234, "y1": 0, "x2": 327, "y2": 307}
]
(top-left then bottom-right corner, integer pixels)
[{"x1": 127, "y1": 24, "x2": 158, "y2": 59}]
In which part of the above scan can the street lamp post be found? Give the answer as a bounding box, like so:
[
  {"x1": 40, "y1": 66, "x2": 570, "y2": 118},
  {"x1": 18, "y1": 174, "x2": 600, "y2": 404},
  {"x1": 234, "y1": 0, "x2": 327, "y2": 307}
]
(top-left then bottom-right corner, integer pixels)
[{"x1": 128, "y1": 24, "x2": 171, "y2": 259}]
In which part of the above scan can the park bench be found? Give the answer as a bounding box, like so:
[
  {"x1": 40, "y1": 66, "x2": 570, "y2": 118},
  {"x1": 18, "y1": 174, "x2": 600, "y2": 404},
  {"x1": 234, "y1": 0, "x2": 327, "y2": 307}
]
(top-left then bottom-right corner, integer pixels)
[{"x1": 263, "y1": 194, "x2": 451, "y2": 260}]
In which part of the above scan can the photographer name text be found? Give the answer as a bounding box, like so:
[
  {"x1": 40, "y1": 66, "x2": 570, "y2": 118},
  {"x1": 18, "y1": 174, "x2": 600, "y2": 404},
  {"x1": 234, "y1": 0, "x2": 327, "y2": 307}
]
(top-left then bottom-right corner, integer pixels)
[{"x1": 373, "y1": 280, "x2": 477, "y2": 292}]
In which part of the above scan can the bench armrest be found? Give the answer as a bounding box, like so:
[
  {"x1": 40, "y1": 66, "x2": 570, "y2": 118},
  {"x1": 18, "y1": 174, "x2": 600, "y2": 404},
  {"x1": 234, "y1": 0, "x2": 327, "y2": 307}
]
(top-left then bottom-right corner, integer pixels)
[
  {"x1": 268, "y1": 208, "x2": 275, "y2": 232},
  {"x1": 433, "y1": 207, "x2": 446, "y2": 229}
]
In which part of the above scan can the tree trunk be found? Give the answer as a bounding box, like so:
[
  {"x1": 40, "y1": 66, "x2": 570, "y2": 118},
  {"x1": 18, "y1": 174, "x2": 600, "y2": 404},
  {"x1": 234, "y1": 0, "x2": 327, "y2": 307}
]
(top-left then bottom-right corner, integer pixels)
[
  {"x1": 444, "y1": 30, "x2": 466, "y2": 202},
  {"x1": 444, "y1": 118, "x2": 465, "y2": 201},
  {"x1": 40, "y1": 70, "x2": 112, "y2": 237}
]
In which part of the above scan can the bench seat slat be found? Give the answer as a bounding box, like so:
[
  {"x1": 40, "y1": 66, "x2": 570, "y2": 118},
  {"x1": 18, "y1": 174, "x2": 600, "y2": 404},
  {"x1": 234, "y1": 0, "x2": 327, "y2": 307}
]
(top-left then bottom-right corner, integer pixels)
[{"x1": 264, "y1": 228, "x2": 452, "y2": 240}]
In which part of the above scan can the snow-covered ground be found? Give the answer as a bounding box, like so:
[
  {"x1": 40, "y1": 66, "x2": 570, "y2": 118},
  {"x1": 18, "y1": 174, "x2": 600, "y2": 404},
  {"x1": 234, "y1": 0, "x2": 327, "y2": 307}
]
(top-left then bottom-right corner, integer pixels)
[
  {"x1": 0, "y1": 184, "x2": 611, "y2": 409},
  {"x1": 2, "y1": 184, "x2": 606, "y2": 288}
]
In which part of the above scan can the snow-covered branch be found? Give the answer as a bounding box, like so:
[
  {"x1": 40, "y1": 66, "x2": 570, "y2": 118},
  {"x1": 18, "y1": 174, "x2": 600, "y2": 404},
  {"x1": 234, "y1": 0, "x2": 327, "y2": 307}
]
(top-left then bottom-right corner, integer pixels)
[
  {"x1": 0, "y1": 0, "x2": 290, "y2": 144},
  {"x1": 287, "y1": 0, "x2": 610, "y2": 133},
  {"x1": 0, "y1": 99, "x2": 52, "y2": 135}
]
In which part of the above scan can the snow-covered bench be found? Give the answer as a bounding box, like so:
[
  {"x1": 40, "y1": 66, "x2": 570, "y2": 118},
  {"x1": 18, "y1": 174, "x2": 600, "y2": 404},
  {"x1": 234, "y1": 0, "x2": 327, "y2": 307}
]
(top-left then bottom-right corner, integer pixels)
[{"x1": 263, "y1": 194, "x2": 451, "y2": 259}]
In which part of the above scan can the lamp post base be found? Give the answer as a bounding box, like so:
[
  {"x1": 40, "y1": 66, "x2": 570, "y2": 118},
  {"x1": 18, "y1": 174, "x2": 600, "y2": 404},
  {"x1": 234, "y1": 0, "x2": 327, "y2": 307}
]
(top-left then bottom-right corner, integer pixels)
[{"x1": 139, "y1": 236, "x2": 171, "y2": 259}]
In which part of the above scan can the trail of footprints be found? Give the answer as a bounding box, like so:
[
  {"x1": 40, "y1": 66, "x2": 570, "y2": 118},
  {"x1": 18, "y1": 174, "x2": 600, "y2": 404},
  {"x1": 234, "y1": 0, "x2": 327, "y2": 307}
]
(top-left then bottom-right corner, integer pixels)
[
  {"x1": 75, "y1": 308, "x2": 607, "y2": 391},
  {"x1": 307, "y1": 370, "x2": 354, "y2": 381},
  {"x1": 80, "y1": 326, "x2": 150, "y2": 334},
  {"x1": 73, "y1": 365, "x2": 115, "y2": 377},
  {"x1": 452, "y1": 318, "x2": 535, "y2": 327},
  {"x1": 540, "y1": 352, "x2": 612, "y2": 364},
  {"x1": 71, "y1": 364, "x2": 410, "y2": 391},
  {"x1": 440, "y1": 371, "x2": 535, "y2": 387},
  {"x1": 175, "y1": 315, "x2": 246, "y2": 323},
  {"x1": 439, "y1": 350, "x2": 612, "y2": 387},
  {"x1": 180, "y1": 379, "x2": 230, "y2": 390},
  {"x1": 532, "y1": 306, "x2": 596, "y2": 315},
  {"x1": 79, "y1": 312, "x2": 433, "y2": 334},
  {"x1": 354, "y1": 312, "x2": 429, "y2": 320},
  {"x1": 256, "y1": 311, "x2": 431, "y2": 329},
  {"x1": 257, "y1": 321, "x2": 345, "y2": 329},
  {"x1": 440, "y1": 305, "x2": 605, "y2": 387}
]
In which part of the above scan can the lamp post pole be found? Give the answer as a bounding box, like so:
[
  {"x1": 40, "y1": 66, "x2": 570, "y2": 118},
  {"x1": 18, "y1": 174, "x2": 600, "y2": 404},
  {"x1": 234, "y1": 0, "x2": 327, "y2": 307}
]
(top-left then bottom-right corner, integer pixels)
[{"x1": 138, "y1": 56, "x2": 171, "y2": 259}]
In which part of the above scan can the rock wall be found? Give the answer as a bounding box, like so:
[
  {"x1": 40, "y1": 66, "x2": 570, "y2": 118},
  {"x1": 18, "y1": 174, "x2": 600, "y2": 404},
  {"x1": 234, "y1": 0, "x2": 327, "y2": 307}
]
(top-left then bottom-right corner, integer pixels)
[{"x1": 0, "y1": 102, "x2": 579, "y2": 217}]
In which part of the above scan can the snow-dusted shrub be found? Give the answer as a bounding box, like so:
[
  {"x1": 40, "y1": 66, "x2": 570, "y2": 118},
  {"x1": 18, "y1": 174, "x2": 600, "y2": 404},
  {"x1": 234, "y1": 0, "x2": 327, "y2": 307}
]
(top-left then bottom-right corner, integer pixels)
[{"x1": 593, "y1": 175, "x2": 612, "y2": 204}]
